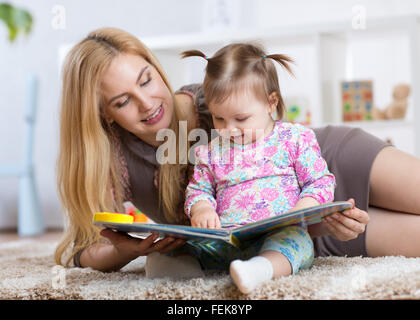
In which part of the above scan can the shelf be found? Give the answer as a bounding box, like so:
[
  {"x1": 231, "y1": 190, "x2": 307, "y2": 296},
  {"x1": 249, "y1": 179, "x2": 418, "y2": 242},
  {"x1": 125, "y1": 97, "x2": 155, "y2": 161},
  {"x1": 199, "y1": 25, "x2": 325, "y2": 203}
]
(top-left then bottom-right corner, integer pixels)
[
  {"x1": 325, "y1": 119, "x2": 413, "y2": 129},
  {"x1": 141, "y1": 15, "x2": 420, "y2": 51}
]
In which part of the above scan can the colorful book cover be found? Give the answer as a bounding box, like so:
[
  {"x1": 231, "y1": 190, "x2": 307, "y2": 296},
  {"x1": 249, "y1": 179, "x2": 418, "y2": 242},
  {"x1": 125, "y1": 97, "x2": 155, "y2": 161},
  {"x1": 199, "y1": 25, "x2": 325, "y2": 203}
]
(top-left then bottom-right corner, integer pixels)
[{"x1": 93, "y1": 201, "x2": 352, "y2": 247}]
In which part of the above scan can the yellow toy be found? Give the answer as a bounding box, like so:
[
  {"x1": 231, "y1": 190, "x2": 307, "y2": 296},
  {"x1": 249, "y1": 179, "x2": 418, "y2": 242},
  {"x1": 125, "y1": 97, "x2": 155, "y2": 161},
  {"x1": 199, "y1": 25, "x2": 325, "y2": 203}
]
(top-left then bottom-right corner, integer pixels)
[
  {"x1": 93, "y1": 212, "x2": 134, "y2": 224},
  {"x1": 94, "y1": 207, "x2": 149, "y2": 224}
]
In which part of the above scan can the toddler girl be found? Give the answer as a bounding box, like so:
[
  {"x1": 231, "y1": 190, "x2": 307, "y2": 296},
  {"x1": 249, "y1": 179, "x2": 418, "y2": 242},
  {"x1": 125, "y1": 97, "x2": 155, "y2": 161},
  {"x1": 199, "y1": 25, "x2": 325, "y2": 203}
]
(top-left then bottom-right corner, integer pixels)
[{"x1": 182, "y1": 43, "x2": 336, "y2": 294}]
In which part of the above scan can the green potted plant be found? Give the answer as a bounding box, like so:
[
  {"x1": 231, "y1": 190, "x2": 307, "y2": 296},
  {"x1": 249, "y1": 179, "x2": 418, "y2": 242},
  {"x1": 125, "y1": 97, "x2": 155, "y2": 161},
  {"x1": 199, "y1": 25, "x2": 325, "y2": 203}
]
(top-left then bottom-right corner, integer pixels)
[{"x1": 0, "y1": 2, "x2": 32, "y2": 42}]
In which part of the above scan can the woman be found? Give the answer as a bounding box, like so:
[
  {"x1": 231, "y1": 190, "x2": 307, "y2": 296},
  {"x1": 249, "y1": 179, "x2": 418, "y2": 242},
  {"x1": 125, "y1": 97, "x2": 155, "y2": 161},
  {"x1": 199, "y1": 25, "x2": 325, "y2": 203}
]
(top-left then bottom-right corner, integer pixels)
[{"x1": 55, "y1": 27, "x2": 420, "y2": 272}]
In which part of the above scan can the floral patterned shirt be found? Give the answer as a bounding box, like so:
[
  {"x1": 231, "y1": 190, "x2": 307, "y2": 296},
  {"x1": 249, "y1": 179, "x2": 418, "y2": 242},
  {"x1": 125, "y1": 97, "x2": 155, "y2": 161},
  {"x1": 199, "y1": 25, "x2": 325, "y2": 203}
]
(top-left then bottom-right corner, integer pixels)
[{"x1": 184, "y1": 121, "x2": 336, "y2": 227}]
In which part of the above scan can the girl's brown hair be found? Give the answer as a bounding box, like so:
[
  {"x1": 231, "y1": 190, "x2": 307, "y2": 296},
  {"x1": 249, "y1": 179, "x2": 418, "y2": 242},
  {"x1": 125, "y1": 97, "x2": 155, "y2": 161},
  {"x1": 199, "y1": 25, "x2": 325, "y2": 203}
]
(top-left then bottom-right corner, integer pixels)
[{"x1": 181, "y1": 43, "x2": 294, "y2": 120}]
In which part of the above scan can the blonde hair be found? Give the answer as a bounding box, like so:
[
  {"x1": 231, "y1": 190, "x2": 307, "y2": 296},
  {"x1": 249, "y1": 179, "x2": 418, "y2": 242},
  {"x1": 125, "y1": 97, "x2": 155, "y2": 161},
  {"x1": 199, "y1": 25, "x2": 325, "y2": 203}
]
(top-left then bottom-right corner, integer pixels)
[
  {"x1": 55, "y1": 28, "x2": 189, "y2": 266},
  {"x1": 181, "y1": 43, "x2": 294, "y2": 119}
]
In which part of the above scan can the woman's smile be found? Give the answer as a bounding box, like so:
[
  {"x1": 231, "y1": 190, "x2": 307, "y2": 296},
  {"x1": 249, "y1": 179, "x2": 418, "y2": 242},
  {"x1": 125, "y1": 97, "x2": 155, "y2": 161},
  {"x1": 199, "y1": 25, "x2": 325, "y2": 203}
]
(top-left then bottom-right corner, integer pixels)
[{"x1": 141, "y1": 104, "x2": 164, "y2": 124}]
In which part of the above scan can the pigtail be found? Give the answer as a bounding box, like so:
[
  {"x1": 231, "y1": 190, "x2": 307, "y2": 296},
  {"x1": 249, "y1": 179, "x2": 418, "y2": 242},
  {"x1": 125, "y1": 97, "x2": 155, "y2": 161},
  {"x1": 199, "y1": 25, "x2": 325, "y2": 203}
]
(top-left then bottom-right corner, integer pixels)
[
  {"x1": 181, "y1": 50, "x2": 208, "y2": 60},
  {"x1": 265, "y1": 54, "x2": 295, "y2": 76}
]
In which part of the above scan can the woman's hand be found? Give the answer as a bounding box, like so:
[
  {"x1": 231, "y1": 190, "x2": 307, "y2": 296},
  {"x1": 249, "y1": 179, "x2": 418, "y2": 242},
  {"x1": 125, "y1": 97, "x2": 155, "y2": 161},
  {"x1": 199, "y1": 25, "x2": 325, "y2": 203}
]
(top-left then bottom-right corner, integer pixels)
[
  {"x1": 322, "y1": 198, "x2": 370, "y2": 241},
  {"x1": 100, "y1": 228, "x2": 186, "y2": 261}
]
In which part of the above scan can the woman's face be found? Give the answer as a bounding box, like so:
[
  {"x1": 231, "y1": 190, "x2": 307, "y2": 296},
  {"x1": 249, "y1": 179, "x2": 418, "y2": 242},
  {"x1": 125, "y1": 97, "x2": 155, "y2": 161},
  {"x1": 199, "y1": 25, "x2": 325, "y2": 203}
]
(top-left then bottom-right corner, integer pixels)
[{"x1": 101, "y1": 53, "x2": 174, "y2": 146}]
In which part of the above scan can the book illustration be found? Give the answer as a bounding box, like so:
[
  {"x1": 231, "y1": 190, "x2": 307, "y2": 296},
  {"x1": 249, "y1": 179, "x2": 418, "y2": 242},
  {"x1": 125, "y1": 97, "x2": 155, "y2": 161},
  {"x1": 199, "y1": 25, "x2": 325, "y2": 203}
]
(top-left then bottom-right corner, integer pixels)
[{"x1": 93, "y1": 201, "x2": 352, "y2": 247}]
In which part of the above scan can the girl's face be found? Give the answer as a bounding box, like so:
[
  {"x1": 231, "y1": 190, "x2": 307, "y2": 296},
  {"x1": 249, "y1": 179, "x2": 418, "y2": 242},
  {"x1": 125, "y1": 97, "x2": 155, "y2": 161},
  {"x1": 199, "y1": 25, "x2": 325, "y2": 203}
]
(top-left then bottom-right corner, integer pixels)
[
  {"x1": 101, "y1": 53, "x2": 174, "y2": 147},
  {"x1": 209, "y1": 89, "x2": 277, "y2": 145}
]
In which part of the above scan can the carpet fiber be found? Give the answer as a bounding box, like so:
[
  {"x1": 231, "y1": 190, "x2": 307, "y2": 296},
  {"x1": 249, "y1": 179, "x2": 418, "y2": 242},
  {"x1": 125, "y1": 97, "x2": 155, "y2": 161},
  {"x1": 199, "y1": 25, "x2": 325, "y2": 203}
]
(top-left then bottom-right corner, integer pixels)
[{"x1": 1, "y1": 239, "x2": 420, "y2": 300}]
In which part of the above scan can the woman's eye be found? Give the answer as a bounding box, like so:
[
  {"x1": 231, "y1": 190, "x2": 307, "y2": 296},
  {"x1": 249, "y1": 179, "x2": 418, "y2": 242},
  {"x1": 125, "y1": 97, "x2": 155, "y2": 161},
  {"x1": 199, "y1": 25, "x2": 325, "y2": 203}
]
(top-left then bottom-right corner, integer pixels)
[
  {"x1": 215, "y1": 117, "x2": 224, "y2": 121},
  {"x1": 140, "y1": 76, "x2": 151, "y2": 86},
  {"x1": 236, "y1": 118, "x2": 248, "y2": 122},
  {"x1": 116, "y1": 98, "x2": 129, "y2": 108}
]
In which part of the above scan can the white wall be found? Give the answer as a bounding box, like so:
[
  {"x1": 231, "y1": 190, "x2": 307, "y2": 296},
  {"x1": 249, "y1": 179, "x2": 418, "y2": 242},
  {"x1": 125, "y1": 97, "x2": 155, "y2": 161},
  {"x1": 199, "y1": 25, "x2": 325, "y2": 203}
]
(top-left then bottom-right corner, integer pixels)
[
  {"x1": 255, "y1": 0, "x2": 420, "y2": 27},
  {"x1": 1, "y1": 0, "x2": 419, "y2": 230}
]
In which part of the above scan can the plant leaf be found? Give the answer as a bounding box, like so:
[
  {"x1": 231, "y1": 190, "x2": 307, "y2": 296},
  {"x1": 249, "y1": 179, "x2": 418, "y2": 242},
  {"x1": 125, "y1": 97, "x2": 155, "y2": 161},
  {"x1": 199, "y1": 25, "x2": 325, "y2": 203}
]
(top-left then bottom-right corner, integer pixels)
[{"x1": 0, "y1": 3, "x2": 33, "y2": 42}]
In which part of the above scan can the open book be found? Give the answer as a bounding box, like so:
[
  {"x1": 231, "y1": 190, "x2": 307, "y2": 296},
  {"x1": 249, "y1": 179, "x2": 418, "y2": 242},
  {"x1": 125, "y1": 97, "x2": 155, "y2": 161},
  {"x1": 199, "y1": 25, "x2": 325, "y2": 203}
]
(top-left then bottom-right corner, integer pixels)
[{"x1": 93, "y1": 201, "x2": 352, "y2": 247}]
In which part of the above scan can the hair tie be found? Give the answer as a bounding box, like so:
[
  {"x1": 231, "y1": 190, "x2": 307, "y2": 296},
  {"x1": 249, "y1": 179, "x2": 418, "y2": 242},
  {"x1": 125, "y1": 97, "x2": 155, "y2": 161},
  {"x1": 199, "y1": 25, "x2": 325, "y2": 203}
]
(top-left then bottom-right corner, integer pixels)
[
  {"x1": 262, "y1": 55, "x2": 267, "y2": 60},
  {"x1": 204, "y1": 55, "x2": 208, "y2": 60}
]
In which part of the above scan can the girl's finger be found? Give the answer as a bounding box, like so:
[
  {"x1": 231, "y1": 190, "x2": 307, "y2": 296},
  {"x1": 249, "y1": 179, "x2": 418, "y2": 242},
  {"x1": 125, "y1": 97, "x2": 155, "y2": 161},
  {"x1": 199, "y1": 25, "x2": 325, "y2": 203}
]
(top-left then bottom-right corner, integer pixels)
[{"x1": 208, "y1": 218, "x2": 215, "y2": 229}]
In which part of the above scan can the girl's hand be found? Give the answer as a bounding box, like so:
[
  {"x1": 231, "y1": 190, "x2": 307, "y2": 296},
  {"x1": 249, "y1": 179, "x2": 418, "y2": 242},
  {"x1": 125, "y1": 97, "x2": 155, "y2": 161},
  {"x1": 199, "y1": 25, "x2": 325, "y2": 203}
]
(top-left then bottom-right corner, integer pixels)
[
  {"x1": 100, "y1": 228, "x2": 186, "y2": 261},
  {"x1": 322, "y1": 198, "x2": 370, "y2": 241},
  {"x1": 191, "y1": 208, "x2": 221, "y2": 229}
]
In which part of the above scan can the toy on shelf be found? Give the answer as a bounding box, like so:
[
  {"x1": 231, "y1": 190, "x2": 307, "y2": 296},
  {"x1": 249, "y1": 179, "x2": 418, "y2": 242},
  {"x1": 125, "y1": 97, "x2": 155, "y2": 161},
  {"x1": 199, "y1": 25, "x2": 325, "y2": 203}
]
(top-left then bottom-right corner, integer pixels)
[
  {"x1": 341, "y1": 80, "x2": 373, "y2": 122},
  {"x1": 371, "y1": 84, "x2": 411, "y2": 120},
  {"x1": 283, "y1": 96, "x2": 311, "y2": 126}
]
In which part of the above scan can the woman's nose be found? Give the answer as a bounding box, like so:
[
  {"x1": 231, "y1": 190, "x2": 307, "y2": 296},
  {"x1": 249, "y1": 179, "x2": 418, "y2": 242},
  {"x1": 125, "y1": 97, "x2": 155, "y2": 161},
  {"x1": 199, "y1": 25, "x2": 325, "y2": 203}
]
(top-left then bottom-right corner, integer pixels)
[{"x1": 134, "y1": 91, "x2": 154, "y2": 112}]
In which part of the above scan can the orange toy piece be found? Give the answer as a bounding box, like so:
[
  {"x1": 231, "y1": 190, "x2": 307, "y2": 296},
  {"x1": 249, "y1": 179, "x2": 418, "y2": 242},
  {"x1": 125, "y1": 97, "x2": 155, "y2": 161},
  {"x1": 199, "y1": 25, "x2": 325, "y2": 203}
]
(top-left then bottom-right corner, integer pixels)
[
  {"x1": 127, "y1": 206, "x2": 149, "y2": 223},
  {"x1": 133, "y1": 214, "x2": 148, "y2": 223}
]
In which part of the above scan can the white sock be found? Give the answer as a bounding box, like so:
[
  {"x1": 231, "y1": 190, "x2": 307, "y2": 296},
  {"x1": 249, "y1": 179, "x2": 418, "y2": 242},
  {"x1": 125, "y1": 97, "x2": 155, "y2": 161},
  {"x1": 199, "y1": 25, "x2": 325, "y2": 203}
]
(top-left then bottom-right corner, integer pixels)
[
  {"x1": 230, "y1": 256, "x2": 274, "y2": 294},
  {"x1": 145, "y1": 252, "x2": 204, "y2": 279}
]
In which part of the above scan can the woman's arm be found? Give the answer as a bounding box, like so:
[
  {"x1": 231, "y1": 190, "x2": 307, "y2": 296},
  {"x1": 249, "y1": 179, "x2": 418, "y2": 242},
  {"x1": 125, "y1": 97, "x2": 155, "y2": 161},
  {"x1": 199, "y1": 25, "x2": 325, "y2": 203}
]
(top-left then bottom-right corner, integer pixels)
[{"x1": 80, "y1": 229, "x2": 185, "y2": 272}]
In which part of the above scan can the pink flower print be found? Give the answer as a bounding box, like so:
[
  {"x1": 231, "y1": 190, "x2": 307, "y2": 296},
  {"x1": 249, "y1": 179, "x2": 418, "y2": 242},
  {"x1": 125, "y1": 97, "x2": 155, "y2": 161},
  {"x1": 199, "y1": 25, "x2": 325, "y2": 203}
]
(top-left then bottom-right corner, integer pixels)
[
  {"x1": 261, "y1": 188, "x2": 280, "y2": 202},
  {"x1": 314, "y1": 158, "x2": 326, "y2": 172},
  {"x1": 295, "y1": 162, "x2": 311, "y2": 184},
  {"x1": 282, "y1": 140, "x2": 296, "y2": 159},
  {"x1": 251, "y1": 207, "x2": 271, "y2": 221},
  {"x1": 284, "y1": 189, "x2": 299, "y2": 207},
  {"x1": 217, "y1": 190, "x2": 235, "y2": 213},
  {"x1": 279, "y1": 128, "x2": 292, "y2": 141},
  {"x1": 239, "y1": 180, "x2": 254, "y2": 192},
  {"x1": 217, "y1": 198, "x2": 232, "y2": 214},
  {"x1": 257, "y1": 163, "x2": 275, "y2": 177},
  {"x1": 301, "y1": 130, "x2": 314, "y2": 147},
  {"x1": 222, "y1": 164, "x2": 235, "y2": 175},
  {"x1": 263, "y1": 146, "x2": 277, "y2": 158},
  {"x1": 311, "y1": 144, "x2": 321, "y2": 155},
  {"x1": 233, "y1": 192, "x2": 256, "y2": 211},
  {"x1": 241, "y1": 155, "x2": 255, "y2": 169}
]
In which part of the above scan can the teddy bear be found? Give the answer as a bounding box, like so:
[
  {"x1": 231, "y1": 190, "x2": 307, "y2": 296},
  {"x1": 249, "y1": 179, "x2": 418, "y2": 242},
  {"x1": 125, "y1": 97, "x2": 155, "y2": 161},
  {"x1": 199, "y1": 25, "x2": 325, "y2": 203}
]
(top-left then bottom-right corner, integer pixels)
[{"x1": 372, "y1": 84, "x2": 411, "y2": 120}]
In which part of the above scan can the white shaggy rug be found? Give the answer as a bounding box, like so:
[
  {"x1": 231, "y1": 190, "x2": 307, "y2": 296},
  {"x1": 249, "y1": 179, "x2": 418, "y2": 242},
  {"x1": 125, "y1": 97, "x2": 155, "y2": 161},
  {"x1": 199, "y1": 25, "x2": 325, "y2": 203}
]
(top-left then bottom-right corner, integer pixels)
[{"x1": 1, "y1": 239, "x2": 420, "y2": 300}]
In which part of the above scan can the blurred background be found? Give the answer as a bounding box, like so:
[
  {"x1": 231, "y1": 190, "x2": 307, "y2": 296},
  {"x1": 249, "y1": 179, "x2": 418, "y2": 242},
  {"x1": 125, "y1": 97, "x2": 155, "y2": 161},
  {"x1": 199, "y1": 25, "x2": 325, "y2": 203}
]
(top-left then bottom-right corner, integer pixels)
[{"x1": 1, "y1": 0, "x2": 420, "y2": 235}]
